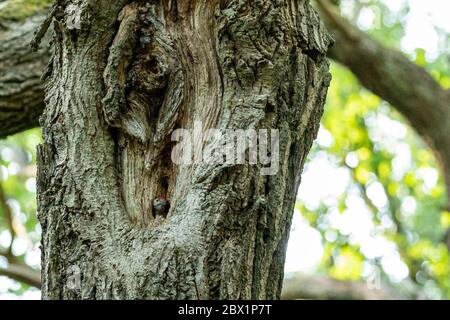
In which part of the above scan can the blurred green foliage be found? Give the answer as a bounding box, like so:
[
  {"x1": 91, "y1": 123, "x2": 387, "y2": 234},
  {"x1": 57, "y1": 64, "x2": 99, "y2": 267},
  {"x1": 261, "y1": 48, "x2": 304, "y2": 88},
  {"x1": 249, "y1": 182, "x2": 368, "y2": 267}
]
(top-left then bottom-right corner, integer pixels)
[
  {"x1": 294, "y1": 0, "x2": 450, "y2": 299},
  {"x1": 0, "y1": 129, "x2": 41, "y2": 297}
]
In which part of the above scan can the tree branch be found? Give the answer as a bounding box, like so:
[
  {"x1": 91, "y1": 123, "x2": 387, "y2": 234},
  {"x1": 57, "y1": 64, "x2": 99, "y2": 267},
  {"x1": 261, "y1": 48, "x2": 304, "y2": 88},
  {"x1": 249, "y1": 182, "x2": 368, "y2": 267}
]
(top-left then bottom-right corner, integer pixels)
[
  {"x1": 0, "y1": 241, "x2": 41, "y2": 289},
  {"x1": 0, "y1": 263, "x2": 41, "y2": 289},
  {"x1": 315, "y1": 0, "x2": 450, "y2": 205}
]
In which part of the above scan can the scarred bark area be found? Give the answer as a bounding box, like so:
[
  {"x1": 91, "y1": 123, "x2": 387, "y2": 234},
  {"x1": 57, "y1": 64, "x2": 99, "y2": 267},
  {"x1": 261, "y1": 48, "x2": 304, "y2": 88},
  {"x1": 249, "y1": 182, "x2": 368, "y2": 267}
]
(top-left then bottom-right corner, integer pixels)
[{"x1": 37, "y1": 0, "x2": 332, "y2": 299}]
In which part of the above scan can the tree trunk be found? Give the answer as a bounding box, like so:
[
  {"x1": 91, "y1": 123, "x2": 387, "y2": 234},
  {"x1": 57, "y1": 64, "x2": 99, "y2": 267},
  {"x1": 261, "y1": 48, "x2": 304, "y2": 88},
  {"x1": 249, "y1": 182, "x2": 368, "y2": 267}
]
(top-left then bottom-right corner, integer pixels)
[
  {"x1": 37, "y1": 0, "x2": 332, "y2": 300},
  {"x1": 0, "y1": 11, "x2": 49, "y2": 138}
]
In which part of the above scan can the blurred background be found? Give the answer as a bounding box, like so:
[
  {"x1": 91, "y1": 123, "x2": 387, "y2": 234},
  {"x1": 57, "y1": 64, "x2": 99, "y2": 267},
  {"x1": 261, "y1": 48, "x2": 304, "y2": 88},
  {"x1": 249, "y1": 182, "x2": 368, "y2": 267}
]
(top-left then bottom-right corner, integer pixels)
[{"x1": 0, "y1": 0, "x2": 449, "y2": 299}]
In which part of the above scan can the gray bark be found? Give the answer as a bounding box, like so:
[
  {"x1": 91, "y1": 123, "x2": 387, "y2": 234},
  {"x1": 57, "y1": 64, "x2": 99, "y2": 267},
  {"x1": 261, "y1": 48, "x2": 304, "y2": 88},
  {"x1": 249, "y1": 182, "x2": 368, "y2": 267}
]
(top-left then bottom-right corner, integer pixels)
[{"x1": 36, "y1": 0, "x2": 332, "y2": 299}]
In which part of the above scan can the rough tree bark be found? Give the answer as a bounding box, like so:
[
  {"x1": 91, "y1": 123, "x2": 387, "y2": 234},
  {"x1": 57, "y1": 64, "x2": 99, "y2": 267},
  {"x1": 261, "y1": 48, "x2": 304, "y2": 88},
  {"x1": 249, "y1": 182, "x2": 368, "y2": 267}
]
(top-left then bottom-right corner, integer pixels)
[{"x1": 35, "y1": 0, "x2": 332, "y2": 299}]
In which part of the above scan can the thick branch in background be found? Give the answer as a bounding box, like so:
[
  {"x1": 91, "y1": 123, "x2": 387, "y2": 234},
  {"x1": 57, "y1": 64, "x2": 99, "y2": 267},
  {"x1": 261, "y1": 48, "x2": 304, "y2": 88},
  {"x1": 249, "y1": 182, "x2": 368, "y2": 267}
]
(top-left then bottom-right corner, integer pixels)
[
  {"x1": 0, "y1": 263, "x2": 41, "y2": 289},
  {"x1": 315, "y1": 0, "x2": 450, "y2": 206},
  {"x1": 0, "y1": 8, "x2": 49, "y2": 138}
]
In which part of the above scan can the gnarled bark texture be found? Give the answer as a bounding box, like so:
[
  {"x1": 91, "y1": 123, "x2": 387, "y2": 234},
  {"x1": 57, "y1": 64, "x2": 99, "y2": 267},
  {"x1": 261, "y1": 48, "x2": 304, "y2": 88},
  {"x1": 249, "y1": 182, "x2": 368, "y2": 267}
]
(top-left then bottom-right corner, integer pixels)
[{"x1": 36, "y1": 0, "x2": 332, "y2": 299}]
